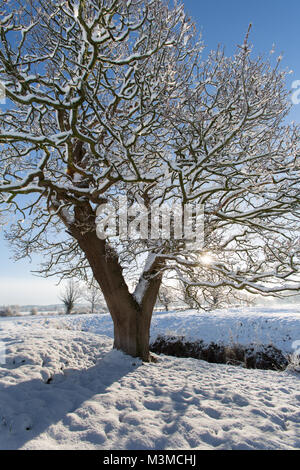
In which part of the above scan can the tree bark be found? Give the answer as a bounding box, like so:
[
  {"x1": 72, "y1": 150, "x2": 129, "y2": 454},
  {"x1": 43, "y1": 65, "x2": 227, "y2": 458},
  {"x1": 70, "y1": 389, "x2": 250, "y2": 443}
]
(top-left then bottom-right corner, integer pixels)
[{"x1": 68, "y1": 204, "x2": 162, "y2": 361}]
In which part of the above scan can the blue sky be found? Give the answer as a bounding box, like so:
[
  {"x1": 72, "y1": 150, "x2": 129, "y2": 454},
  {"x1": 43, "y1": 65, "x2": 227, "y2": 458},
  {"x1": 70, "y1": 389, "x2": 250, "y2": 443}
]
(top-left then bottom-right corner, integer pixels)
[{"x1": 1, "y1": 0, "x2": 300, "y2": 305}]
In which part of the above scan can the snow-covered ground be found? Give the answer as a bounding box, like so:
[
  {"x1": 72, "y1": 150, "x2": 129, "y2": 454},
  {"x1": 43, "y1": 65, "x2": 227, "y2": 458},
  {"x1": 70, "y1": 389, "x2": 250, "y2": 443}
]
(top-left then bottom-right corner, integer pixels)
[
  {"x1": 0, "y1": 307, "x2": 299, "y2": 450},
  {"x1": 32, "y1": 305, "x2": 300, "y2": 354}
]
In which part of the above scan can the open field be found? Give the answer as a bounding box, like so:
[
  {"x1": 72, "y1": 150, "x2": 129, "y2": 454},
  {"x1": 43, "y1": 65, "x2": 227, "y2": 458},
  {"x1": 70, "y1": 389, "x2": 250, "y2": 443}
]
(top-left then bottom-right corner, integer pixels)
[{"x1": 0, "y1": 307, "x2": 299, "y2": 450}]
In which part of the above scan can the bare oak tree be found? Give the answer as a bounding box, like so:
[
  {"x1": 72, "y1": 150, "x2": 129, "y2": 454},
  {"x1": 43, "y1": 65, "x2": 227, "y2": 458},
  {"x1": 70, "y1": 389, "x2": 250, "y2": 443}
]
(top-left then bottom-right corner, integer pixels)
[{"x1": 0, "y1": 1, "x2": 299, "y2": 360}]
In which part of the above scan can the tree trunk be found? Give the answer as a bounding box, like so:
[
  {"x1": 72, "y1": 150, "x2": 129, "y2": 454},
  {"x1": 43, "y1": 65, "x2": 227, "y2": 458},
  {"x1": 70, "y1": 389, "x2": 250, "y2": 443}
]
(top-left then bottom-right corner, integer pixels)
[
  {"x1": 69, "y1": 204, "x2": 162, "y2": 361},
  {"x1": 112, "y1": 308, "x2": 152, "y2": 361}
]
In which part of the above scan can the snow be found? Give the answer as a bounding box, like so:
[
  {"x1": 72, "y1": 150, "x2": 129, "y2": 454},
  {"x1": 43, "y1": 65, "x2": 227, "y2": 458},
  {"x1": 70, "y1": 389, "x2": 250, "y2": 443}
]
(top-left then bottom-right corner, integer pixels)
[
  {"x1": 0, "y1": 307, "x2": 299, "y2": 450},
  {"x1": 133, "y1": 253, "x2": 158, "y2": 305},
  {"x1": 42, "y1": 305, "x2": 300, "y2": 355},
  {"x1": 150, "y1": 306, "x2": 300, "y2": 355}
]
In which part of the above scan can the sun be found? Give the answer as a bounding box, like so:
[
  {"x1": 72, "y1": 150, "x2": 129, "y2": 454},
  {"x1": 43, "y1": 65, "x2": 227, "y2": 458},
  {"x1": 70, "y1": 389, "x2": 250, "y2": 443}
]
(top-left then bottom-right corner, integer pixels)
[{"x1": 200, "y1": 254, "x2": 214, "y2": 266}]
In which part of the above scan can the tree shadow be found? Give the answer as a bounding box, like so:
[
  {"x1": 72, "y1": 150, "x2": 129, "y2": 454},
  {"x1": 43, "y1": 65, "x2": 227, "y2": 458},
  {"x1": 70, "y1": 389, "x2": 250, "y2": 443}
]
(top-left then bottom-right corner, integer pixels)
[{"x1": 0, "y1": 349, "x2": 139, "y2": 449}]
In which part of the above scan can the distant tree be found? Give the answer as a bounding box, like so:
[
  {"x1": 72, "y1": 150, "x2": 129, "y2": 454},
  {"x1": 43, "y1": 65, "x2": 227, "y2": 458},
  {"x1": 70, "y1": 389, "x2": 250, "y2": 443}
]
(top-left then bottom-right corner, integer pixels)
[
  {"x1": 180, "y1": 284, "x2": 201, "y2": 310},
  {"x1": 0, "y1": 306, "x2": 13, "y2": 317},
  {"x1": 10, "y1": 305, "x2": 20, "y2": 316},
  {"x1": 30, "y1": 307, "x2": 38, "y2": 315},
  {"x1": 157, "y1": 285, "x2": 173, "y2": 312},
  {"x1": 59, "y1": 280, "x2": 82, "y2": 315},
  {"x1": 83, "y1": 284, "x2": 104, "y2": 313}
]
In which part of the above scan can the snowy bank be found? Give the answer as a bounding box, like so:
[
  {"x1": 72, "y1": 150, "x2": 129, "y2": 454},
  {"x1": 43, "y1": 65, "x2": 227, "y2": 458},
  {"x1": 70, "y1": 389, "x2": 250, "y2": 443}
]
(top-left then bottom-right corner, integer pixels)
[{"x1": 24, "y1": 305, "x2": 300, "y2": 355}]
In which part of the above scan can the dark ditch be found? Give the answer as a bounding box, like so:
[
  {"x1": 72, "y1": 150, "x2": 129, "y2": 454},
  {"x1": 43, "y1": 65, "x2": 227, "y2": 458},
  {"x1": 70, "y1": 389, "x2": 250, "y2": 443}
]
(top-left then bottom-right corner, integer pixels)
[{"x1": 150, "y1": 335, "x2": 292, "y2": 371}]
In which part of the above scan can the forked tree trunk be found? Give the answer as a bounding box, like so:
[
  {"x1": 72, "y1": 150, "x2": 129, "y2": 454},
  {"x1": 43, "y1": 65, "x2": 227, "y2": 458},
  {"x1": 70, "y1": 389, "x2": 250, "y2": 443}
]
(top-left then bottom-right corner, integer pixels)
[{"x1": 69, "y1": 205, "x2": 162, "y2": 361}]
